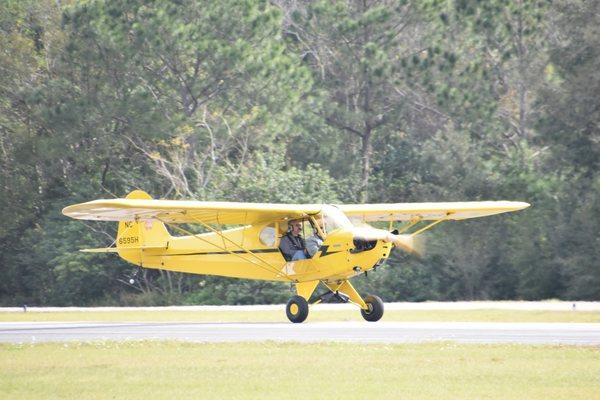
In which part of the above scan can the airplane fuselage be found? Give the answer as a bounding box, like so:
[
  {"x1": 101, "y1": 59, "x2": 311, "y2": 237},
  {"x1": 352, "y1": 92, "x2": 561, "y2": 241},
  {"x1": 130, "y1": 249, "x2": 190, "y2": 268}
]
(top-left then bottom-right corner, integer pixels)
[{"x1": 117, "y1": 222, "x2": 393, "y2": 284}]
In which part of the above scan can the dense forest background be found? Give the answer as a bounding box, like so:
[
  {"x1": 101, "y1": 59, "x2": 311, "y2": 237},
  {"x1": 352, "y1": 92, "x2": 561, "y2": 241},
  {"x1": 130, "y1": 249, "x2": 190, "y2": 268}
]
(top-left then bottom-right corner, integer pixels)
[{"x1": 0, "y1": 0, "x2": 597, "y2": 306}]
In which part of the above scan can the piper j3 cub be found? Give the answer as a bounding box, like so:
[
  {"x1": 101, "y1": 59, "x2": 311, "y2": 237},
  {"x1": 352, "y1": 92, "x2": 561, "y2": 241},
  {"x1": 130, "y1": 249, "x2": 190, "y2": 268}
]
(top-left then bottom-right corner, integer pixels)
[{"x1": 63, "y1": 190, "x2": 529, "y2": 323}]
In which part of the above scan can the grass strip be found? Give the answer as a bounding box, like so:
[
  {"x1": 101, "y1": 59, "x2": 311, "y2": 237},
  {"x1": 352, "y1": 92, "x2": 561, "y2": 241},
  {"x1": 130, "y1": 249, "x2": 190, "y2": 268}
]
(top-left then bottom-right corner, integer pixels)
[
  {"x1": 1, "y1": 309, "x2": 599, "y2": 323},
  {"x1": 1, "y1": 341, "x2": 598, "y2": 400}
]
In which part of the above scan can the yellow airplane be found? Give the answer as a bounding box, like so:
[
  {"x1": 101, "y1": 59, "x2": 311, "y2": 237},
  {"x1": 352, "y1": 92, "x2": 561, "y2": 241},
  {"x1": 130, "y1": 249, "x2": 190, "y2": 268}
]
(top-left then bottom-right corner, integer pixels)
[{"x1": 62, "y1": 190, "x2": 529, "y2": 323}]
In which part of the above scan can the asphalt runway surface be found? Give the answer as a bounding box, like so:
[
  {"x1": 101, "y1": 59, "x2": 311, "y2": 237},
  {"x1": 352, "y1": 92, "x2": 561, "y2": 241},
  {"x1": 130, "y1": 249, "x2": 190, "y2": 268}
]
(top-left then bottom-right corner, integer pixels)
[{"x1": 2, "y1": 321, "x2": 599, "y2": 345}]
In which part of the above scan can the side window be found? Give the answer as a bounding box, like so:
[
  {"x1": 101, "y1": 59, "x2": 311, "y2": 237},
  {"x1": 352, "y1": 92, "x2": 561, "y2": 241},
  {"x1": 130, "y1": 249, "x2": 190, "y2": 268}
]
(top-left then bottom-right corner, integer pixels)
[{"x1": 259, "y1": 224, "x2": 277, "y2": 247}]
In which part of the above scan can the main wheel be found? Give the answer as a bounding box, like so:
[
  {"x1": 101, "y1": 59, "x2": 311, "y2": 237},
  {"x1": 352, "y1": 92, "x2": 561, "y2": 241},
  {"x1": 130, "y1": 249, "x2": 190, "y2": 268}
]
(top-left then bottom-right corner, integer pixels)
[
  {"x1": 286, "y1": 295, "x2": 309, "y2": 323},
  {"x1": 360, "y1": 295, "x2": 384, "y2": 322}
]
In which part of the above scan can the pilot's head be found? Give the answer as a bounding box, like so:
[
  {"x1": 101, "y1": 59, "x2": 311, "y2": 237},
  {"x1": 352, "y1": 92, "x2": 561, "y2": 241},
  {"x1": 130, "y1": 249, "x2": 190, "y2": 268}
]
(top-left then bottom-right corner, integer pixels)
[{"x1": 289, "y1": 219, "x2": 303, "y2": 236}]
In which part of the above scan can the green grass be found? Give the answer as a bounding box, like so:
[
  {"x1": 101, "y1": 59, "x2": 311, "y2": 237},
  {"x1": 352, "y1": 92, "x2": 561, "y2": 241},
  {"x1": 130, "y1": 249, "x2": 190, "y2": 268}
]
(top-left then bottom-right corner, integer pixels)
[
  {"x1": 1, "y1": 309, "x2": 599, "y2": 323},
  {"x1": 1, "y1": 341, "x2": 598, "y2": 400}
]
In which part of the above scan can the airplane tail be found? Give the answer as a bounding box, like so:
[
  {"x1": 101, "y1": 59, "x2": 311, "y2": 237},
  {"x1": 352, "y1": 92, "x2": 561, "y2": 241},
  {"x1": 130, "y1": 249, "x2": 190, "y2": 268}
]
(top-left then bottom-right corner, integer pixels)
[{"x1": 116, "y1": 190, "x2": 171, "y2": 265}]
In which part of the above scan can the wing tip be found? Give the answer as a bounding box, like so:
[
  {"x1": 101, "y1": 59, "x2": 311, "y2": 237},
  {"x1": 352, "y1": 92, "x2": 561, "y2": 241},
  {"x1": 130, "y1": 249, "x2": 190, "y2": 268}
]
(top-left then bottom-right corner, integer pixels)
[{"x1": 513, "y1": 201, "x2": 531, "y2": 211}]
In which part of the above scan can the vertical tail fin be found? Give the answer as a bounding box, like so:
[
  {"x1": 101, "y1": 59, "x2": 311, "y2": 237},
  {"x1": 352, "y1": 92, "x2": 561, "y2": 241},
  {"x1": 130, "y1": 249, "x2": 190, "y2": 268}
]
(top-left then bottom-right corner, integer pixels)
[{"x1": 117, "y1": 190, "x2": 170, "y2": 265}]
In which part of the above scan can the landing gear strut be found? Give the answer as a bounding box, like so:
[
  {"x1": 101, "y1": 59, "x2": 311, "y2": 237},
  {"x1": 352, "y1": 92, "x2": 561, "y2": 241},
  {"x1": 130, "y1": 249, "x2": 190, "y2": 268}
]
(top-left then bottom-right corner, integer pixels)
[
  {"x1": 286, "y1": 280, "x2": 385, "y2": 323},
  {"x1": 315, "y1": 290, "x2": 349, "y2": 304}
]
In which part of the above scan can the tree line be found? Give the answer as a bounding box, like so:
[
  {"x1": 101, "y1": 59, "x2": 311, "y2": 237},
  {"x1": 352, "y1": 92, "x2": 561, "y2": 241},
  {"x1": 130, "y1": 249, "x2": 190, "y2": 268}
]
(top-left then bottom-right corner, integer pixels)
[{"x1": 0, "y1": 0, "x2": 598, "y2": 306}]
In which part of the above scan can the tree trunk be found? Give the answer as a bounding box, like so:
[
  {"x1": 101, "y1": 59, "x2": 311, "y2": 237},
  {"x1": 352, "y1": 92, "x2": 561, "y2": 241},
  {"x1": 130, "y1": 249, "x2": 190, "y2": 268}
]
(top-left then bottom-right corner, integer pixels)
[
  {"x1": 516, "y1": 3, "x2": 528, "y2": 140},
  {"x1": 360, "y1": 131, "x2": 372, "y2": 203}
]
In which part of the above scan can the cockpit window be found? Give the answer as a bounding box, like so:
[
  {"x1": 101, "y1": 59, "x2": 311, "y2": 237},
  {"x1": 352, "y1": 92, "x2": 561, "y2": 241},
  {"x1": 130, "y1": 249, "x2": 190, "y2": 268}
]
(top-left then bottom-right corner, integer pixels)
[
  {"x1": 259, "y1": 224, "x2": 277, "y2": 246},
  {"x1": 318, "y1": 205, "x2": 353, "y2": 234}
]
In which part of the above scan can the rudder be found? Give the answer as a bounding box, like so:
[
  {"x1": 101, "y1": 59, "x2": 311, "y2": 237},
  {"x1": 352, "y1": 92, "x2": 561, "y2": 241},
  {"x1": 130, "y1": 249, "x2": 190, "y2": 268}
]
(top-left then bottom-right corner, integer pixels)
[{"x1": 116, "y1": 190, "x2": 170, "y2": 265}]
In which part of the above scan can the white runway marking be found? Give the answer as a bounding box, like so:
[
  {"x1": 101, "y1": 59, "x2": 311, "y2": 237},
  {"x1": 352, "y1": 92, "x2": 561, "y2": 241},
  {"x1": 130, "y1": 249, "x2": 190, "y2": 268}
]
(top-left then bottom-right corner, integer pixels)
[{"x1": 1, "y1": 321, "x2": 599, "y2": 345}]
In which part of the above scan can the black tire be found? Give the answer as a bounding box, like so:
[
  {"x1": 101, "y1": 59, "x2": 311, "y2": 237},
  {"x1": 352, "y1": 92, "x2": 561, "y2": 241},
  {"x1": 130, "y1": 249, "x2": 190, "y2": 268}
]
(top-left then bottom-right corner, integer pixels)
[
  {"x1": 360, "y1": 295, "x2": 384, "y2": 322},
  {"x1": 286, "y1": 295, "x2": 309, "y2": 323}
]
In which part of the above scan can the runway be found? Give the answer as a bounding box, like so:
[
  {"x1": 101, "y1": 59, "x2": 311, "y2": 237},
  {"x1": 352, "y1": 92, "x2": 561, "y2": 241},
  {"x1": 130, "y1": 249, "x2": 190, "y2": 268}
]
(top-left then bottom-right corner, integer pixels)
[{"x1": 1, "y1": 321, "x2": 599, "y2": 345}]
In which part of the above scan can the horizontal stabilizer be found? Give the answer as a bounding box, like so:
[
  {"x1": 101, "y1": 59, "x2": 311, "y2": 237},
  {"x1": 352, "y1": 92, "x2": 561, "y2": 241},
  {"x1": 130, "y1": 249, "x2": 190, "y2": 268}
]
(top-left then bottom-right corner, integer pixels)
[
  {"x1": 80, "y1": 245, "x2": 167, "y2": 253},
  {"x1": 80, "y1": 247, "x2": 119, "y2": 253}
]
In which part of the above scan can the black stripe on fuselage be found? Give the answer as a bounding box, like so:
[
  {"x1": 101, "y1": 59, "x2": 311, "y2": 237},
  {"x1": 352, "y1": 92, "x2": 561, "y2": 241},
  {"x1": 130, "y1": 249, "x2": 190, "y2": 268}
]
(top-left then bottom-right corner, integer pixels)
[
  {"x1": 164, "y1": 248, "x2": 282, "y2": 256},
  {"x1": 318, "y1": 245, "x2": 341, "y2": 257}
]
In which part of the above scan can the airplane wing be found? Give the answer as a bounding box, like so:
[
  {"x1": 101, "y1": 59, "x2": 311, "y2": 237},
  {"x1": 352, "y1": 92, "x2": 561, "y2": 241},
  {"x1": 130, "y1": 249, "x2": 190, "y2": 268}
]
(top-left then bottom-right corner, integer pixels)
[
  {"x1": 63, "y1": 190, "x2": 529, "y2": 225},
  {"x1": 63, "y1": 198, "x2": 323, "y2": 225},
  {"x1": 338, "y1": 201, "x2": 530, "y2": 222}
]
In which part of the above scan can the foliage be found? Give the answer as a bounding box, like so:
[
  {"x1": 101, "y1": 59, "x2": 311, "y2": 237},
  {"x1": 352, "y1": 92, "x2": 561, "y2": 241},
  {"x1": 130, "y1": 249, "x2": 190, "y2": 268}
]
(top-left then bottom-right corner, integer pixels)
[{"x1": 0, "y1": 0, "x2": 597, "y2": 305}]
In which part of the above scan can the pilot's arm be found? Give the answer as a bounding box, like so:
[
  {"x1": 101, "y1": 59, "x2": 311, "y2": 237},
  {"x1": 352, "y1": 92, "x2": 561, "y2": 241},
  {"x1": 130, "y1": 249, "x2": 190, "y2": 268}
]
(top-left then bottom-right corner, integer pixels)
[{"x1": 305, "y1": 235, "x2": 323, "y2": 258}]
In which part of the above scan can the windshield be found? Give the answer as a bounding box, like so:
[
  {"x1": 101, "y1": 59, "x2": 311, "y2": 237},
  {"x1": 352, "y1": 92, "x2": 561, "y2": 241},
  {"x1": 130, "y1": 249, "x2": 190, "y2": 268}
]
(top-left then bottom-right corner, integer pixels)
[{"x1": 318, "y1": 205, "x2": 353, "y2": 233}]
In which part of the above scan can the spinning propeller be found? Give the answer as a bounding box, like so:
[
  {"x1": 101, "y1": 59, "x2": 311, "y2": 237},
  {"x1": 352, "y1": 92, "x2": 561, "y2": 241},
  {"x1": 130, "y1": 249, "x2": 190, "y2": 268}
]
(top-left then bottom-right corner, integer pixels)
[{"x1": 351, "y1": 227, "x2": 425, "y2": 256}]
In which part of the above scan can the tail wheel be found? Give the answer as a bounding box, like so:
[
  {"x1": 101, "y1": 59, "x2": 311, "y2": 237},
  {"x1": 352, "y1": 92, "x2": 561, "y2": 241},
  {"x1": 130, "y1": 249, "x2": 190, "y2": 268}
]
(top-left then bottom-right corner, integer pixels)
[
  {"x1": 360, "y1": 295, "x2": 384, "y2": 322},
  {"x1": 286, "y1": 295, "x2": 309, "y2": 323}
]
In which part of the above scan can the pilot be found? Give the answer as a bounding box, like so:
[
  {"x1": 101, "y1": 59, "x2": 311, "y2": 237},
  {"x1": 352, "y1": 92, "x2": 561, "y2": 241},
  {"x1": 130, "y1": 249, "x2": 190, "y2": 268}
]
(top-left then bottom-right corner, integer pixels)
[
  {"x1": 306, "y1": 217, "x2": 325, "y2": 258},
  {"x1": 279, "y1": 219, "x2": 307, "y2": 261}
]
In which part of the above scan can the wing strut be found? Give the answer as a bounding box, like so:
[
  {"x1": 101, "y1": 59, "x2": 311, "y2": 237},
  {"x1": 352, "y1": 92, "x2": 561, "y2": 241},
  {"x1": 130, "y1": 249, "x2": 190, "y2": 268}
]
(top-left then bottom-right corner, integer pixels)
[
  {"x1": 411, "y1": 213, "x2": 453, "y2": 236},
  {"x1": 187, "y1": 214, "x2": 288, "y2": 278},
  {"x1": 397, "y1": 217, "x2": 422, "y2": 234},
  {"x1": 159, "y1": 216, "x2": 293, "y2": 282}
]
